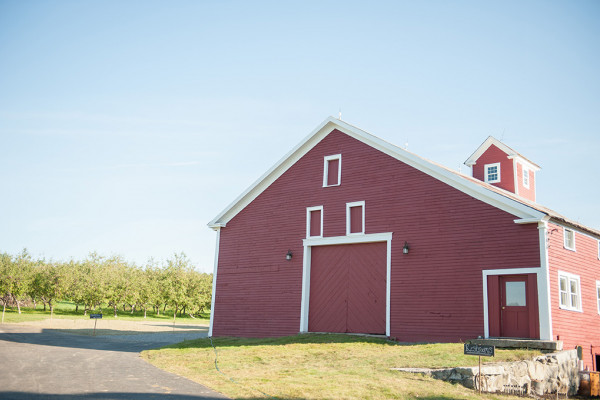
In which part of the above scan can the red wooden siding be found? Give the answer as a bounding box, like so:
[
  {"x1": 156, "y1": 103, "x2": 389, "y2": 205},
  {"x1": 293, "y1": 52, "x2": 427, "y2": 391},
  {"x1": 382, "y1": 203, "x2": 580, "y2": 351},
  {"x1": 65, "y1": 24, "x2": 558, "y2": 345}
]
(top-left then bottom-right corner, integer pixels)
[
  {"x1": 212, "y1": 129, "x2": 541, "y2": 341},
  {"x1": 310, "y1": 209, "x2": 321, "y2": 237},
  {"x1": 327, "y1": 158, "x2": 339, "y2": 185},
  {"x1": 547, "y1": 222, "x2": 600, "y2": 369},
  {"x1": 309, "y1": 242, "x2": 386, "y2": 334},
  {"x1": 515, "y1": 162, "x2": 536, "y2": 202},
  {"x1": 472, "y1": 144, "x2": 515, "y2": 194}
]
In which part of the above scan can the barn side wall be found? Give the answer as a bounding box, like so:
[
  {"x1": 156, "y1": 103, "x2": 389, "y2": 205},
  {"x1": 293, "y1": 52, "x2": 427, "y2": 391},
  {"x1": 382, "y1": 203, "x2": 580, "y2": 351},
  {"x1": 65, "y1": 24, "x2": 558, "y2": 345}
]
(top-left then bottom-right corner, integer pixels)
[
  {"x1": 547, "y1": 222, "x2": 600, "y2": 370},
  {"x1": 212, "y1": 129, "x2": 541, "y2": 340}
]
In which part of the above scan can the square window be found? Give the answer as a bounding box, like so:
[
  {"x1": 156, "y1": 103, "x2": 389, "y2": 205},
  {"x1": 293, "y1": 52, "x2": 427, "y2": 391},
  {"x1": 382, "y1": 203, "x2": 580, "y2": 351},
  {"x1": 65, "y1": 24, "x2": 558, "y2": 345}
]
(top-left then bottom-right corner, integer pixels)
[
  {"x1": 306, "y1": 206, "x2": 323, "y2": 238},
  {"x1": 563, "y1": 228, "x2": 576, "y2": 251},
  {"x1": 346, "y1": 201, "x2": 365, "y2": 235},
  {"x1": 485, "y1": 163, "x2": 501, "y2": 183},
  {"x1": 323, "y1": 154, "x2": 341, "y2": 187},
  {"x1": 523, "y1": 168, "x2": 530, "y2": 188},
  {"x1": 558, "y1": 272, "x2": 582, "y2": 312}
]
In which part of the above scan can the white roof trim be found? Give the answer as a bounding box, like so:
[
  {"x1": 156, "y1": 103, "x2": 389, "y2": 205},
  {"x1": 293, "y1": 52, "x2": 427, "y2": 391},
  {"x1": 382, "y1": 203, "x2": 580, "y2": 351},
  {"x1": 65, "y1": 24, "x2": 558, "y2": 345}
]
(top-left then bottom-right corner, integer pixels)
[
  {"x1": 464, "y1": 136, "x2": 540, "y2": 171},
  {"x1": 209, "y1": 118, "x2": 546, "y2": 228}
]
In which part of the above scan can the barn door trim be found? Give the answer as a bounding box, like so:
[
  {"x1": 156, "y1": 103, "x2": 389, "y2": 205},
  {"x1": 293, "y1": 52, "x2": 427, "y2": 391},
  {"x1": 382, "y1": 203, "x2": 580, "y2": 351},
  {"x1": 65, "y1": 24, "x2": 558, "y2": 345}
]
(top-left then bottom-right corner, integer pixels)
[
  {"x1": 300, "y1": 232, "x2": 393, "y2": 336},
  {"x1": 482, "y1": 268, "x2": 550, "y2": 340}
]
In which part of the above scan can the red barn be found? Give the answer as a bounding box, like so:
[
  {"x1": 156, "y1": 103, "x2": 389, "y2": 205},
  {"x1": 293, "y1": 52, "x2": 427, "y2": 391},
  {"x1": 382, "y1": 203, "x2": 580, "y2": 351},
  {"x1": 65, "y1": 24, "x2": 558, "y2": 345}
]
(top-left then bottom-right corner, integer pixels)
[{"x1": 208, "y1": 117, "x2": 600, "y2": 370}]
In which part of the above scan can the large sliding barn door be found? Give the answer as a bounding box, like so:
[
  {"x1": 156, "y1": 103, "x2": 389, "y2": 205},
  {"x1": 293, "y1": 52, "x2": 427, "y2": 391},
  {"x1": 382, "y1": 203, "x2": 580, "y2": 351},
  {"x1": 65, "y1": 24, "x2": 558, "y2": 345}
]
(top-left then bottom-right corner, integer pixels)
[{"x1": 308, "y1": 242, "x2": 386, "y2": 334}]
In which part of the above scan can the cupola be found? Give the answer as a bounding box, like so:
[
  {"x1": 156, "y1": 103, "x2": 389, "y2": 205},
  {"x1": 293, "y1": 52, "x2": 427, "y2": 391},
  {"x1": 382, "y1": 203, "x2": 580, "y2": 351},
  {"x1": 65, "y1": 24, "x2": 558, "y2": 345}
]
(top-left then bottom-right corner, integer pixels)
[{"x1": 464, "y1": 136, "x2": 540, "y2": 202}]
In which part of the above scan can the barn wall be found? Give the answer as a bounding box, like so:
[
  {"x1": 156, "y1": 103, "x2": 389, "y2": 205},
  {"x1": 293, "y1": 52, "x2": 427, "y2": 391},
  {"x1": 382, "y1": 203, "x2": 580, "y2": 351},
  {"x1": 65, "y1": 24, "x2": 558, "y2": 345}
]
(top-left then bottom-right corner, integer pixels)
[
  {"x1": 547, "y1": 222, "x2": 600, "y2": 369},
  {"x1": 212, "y1": 129, "x2": 541, "y2": 340},
  {"x1": 515, "y1": 162, "x2": 536, "y2": 202}
]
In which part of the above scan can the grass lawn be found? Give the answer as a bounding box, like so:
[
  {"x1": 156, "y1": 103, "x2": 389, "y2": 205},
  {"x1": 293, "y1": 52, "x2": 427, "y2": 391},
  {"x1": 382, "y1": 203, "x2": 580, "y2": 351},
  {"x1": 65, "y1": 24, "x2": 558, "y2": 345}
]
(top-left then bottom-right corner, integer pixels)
[
  {"x1": 142, "y1": 334, "x2": 541, "y2": 400},
  {"x1": 1, "y1": 301, "x2": 210, "y2": 324}
]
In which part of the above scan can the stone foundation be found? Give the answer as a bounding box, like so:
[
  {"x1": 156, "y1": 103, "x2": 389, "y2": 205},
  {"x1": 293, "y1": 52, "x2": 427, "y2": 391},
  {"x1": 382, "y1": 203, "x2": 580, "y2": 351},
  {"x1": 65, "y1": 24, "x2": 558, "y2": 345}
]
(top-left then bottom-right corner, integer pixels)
[{"x1": 395, "y1": 349, "x2": 580, "y2": 397}]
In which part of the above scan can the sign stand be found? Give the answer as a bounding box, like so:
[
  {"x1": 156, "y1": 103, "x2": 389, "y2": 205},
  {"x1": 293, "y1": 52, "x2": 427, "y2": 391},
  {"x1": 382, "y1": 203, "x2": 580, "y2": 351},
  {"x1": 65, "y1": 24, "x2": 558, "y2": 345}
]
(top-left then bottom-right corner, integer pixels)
[
  {"x1": 464, "y1": 343, "x2": 495, "y2": 395},
  {"x1": 90, "y1": 313, "x2": 102, "y2": 336}
]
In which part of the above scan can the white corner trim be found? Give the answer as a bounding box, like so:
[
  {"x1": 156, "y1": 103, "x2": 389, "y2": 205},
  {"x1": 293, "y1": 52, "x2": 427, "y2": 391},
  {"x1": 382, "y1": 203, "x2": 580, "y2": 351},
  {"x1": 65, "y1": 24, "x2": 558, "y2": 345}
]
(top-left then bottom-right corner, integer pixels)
[
  {"x1": 537, "y1": 219, "x2": 553, "y2": 340},
  {"x1": 300, "y1": 232, "x2": 393, "y2": 337},
  {"x1": 346, "y1": 201, "x2": 365, "y2": 235},
  {"x1": 513, "y1": 160, "x2": 519, "y2": 196},
  {"x1": 306, "y1": 206, "x2": 324, "y2": 238},
  {"x1": 208, "y1": 227, "x2": 221, "y2": 337}
]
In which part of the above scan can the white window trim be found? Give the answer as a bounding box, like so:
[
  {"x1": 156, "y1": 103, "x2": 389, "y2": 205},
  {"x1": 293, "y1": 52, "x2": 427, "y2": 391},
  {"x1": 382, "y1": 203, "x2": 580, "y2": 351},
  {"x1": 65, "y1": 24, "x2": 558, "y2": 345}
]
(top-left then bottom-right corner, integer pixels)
[
  {"x1": 484, "y1": 162, "x2": 501, "y2": 183},
  {"x1": 323, "y1": 154, "x2": 342, "y2": 187},
  {"x1": 596, "y1": 280, "x2": 600, "y2": 315},
  {"x1": 346, "y1": 201, "x2": 365, "y2": 235},
  {"x1": 558, "y1": 271, "x2": 582, "y2": 312},
  {"x1": 563, "y1": 228, "x2": 576, "y2": 251},
  {"x1": 306, "y1": 206, "x2": 324, "y2": 239},
  {"x1": 523, "y1": 167, "x2": 530, "y2": 189}
]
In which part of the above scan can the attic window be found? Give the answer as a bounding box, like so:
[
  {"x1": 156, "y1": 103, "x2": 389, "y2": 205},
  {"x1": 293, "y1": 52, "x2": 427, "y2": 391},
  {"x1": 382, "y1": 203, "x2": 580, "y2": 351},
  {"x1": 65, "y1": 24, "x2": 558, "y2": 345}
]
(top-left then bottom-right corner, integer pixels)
[
  {"x1": 563, "y1": 228, "x2": 575, "y2": 251},
  {"x1": 346, "y1": 201, "x2": 365, "y2": 235},
  {"x1": 323, "y1": 154, "x2": 341, "y2": 187},
  {"x1": 484, "y1": 163, "x2": 501, "y2": 183},
  {"x1": 523, "y1": 168, "x2": 530, "y2": 188}
]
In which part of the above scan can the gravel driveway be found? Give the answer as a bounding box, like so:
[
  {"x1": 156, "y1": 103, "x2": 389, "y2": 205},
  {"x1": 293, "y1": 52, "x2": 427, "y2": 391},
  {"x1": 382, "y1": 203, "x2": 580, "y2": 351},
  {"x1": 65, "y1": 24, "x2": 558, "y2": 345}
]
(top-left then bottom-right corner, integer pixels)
[{"x1": 0, "y1": 320, "x2": 229, "y2": 399}]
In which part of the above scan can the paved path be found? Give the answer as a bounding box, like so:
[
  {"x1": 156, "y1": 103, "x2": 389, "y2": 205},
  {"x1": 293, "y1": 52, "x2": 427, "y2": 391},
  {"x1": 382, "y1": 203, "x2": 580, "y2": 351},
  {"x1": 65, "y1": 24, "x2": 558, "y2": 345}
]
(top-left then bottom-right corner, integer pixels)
[{"x1": 0, "y1": 323, "x2": 229, "y2": 400}]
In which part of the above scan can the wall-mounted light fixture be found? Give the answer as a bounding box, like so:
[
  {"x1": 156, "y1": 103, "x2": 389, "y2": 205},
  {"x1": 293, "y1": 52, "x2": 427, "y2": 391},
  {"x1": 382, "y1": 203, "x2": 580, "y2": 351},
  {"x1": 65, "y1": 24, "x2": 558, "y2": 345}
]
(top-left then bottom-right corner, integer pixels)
[
  {"x1": 403, "y1": 241, "x2": 410, "y2": 254},
  {"x1": 286, "y1": 250, "x2": 293, "y2": 261}
]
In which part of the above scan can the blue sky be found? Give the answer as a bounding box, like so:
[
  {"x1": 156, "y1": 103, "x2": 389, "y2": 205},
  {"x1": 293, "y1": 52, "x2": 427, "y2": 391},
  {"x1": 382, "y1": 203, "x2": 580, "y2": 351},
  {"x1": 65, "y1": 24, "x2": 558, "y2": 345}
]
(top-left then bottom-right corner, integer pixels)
[{"x1": 1, "y1": 0, "x2": 598, "y2": 272}]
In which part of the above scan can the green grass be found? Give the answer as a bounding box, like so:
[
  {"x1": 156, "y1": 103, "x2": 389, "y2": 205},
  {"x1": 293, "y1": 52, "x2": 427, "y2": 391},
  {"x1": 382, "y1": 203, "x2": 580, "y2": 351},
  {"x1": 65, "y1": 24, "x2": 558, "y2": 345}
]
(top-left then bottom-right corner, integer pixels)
[
  {"x1": 142, "y1": 334, "x2": 542, "y2": 400},
  {"x1": 1, "y1": 301, "x2": 210, "y2": 324}
]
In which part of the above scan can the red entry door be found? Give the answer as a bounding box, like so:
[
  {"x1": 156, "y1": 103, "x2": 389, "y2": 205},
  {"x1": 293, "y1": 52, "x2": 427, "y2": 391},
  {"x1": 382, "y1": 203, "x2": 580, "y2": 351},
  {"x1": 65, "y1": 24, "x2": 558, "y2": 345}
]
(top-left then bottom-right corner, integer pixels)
[
  {"x1": 308, "y1": 242, "x2": 386, "y2": 334},
  {"x1": 499, "y1": 276, "x2": 530, "y2": 338}
]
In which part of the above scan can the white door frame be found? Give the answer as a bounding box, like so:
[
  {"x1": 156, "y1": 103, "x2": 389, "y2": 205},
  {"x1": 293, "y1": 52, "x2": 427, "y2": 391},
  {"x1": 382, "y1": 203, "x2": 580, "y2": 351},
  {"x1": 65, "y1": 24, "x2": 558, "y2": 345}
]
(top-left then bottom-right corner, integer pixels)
[{"x1": 300, "y1": 232, "x2": 393, "y2": 337}]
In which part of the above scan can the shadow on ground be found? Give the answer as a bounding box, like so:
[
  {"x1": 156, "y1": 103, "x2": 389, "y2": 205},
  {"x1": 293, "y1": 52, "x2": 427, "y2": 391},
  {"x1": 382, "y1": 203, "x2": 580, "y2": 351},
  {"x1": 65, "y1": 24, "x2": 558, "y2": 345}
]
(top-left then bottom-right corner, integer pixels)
[{"x1": 0, "y1": 327, "x2": 207, "y2": 353}]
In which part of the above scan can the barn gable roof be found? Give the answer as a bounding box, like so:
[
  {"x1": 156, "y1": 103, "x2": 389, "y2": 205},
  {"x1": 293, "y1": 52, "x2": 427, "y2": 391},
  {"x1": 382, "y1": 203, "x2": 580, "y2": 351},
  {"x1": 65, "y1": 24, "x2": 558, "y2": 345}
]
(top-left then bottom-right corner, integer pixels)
[
  {"x1": 208, "y1": 117, "x2": 598, "y2": 238},
  {"x1": 464, "y1": 136, "x2": 541, "y2": 171}
]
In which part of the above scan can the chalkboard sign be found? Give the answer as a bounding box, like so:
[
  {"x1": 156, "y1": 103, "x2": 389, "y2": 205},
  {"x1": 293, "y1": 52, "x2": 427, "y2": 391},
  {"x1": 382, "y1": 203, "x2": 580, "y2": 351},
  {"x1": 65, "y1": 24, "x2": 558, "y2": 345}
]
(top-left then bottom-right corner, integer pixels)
[
  {"x1": 90, "y1": 314, "x2": 103, "y2": 319},
  {"x1": 464, "y1": 343, "x2": 495, "y2": 357}
]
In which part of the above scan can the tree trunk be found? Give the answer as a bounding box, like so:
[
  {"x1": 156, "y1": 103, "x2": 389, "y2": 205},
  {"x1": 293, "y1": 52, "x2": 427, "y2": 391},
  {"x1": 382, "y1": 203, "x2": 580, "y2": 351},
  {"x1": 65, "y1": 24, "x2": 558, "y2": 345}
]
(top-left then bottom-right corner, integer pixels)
[
  {"x1": 163, "y1": 304, "x2": 167, "y2": 312},
  {"x1": 33, "y1": 300, "x2": 37, "y2": 310},
  {"x1": 49, "y1": 301, "x2": 54, "y2": 320},
  {"x1": 15, "y1": 296, "x2": 21, "y2": 314},
  {"x1": 144, "y1": 307, "x2": 147, "y2": 318},
  {"x1": 2, "y1": 302, "x2": 5, "y2": 324},
  {"x1": 43, "y1": 302, "x2": 47, "y2": 312},
  {"x1": 75, "y1": 303, "x2": 79, "y2": 312},
  {"x1": 113, "y1": 304, "x2": 117, "y2": 318}
]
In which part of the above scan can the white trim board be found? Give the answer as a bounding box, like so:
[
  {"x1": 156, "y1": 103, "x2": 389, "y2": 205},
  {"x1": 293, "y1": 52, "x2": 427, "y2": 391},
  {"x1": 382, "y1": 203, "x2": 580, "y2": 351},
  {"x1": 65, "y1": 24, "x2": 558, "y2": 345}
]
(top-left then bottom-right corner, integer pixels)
[
  {"x1": 208, "y1": 227, "x2": 221, "y2": 337},
  {"x1": 300, "y1": 232, "x2": 393, "y2": 337}
]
